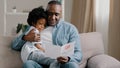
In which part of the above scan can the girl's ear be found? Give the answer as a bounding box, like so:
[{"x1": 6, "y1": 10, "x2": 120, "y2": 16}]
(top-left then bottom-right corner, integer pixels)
[{"x1": 32, "y1": 22, "x2": 36, "y2": 27}]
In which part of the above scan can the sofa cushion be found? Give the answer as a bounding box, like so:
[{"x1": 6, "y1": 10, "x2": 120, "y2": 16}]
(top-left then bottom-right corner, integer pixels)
[
  {"x1": 0, "y1": 32, "x2": 105, "y2": 68},
  {"x1": 79, "y1": 32, "x2": 104, "y2": 67},
  {"x1": 0, "y1": 36, "x2": 22, "y2": 68},
  {"x1": 87, "y1": 54, "x2": 120, "y2": 68}
]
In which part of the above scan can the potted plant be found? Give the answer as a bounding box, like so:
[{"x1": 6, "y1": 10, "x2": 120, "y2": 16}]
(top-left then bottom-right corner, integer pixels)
[{"x1": 16, "y1": 23, "x2": 28, "y2": 34}]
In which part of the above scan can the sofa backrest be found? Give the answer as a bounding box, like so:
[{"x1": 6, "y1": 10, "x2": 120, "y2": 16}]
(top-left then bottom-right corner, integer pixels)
[
  {"x1": 79, "y1": 32, "x2": 104, "y2": 68},
  {"x1": 0, "y1": 32, "x2": 105, "y2": 68}
]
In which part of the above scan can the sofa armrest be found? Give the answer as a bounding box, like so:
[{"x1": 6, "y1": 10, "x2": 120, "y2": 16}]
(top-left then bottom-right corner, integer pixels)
[{"x1": 87, "y1": 54, "x2": 120, "y2": 68}]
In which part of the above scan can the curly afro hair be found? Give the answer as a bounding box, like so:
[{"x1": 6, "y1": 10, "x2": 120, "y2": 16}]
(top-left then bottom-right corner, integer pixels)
[{"x1": 27, "y1": 6, "x2": 47, "y2": 26}]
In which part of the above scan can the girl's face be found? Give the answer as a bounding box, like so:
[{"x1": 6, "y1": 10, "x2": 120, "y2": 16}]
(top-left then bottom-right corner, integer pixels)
[{"x1": 33, "y1": 18, "x2": 46, "y2": 32}]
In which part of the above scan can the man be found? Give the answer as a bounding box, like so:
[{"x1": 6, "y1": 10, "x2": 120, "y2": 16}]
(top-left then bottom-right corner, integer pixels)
[{"x1": 12, "y1": 1, "x2": 82, "y2": 68}]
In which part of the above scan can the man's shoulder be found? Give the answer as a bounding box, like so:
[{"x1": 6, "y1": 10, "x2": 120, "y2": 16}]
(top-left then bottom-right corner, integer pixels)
[
  {"x1": 57, "y1": 19, "x2": 78, "y2": 31},
  {"x1": 62, "y1": 21, "x2": 77, "y2": 30},
  {"x1": 61, "y1": 21, "x2": 74, "y2": 27}
]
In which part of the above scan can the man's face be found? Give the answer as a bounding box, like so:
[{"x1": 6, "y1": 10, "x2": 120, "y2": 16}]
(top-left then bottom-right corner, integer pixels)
[{"x1": 46, "y1": 4, "x2": 62, "y2": 26}]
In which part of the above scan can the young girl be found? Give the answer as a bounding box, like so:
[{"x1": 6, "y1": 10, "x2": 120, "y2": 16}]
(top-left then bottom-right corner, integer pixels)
[{"x1": 21, "y1": 6, "x2": 59, "y2": 68}]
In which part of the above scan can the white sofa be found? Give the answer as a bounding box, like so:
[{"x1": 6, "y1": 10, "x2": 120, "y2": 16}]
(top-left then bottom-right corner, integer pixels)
[{"x1": 0, "y1": 32, "x2": 120, "y2": 68}]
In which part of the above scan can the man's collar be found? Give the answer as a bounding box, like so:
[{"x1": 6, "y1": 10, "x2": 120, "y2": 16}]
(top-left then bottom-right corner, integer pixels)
[{"x1": 55, "y1": 18, "x2": 63, "y2": 28}]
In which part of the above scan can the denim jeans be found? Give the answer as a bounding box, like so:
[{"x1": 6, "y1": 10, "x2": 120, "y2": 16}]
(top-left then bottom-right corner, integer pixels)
[
  {"x1": 27, "y1": 50, "x2": 59, "y2": 68},
  {"x1": 23, "y1": 60, "x2": 79, "y2": 68}
]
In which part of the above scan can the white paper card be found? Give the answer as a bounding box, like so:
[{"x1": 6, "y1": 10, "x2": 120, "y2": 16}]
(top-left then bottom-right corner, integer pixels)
[{"x1": 44, "y1": 42, "x2": 75, "y2": 59}]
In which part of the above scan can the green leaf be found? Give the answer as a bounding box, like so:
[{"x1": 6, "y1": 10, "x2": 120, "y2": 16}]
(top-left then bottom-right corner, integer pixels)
[
  {"x1": 16, "y1": 24, "x2": 22, "y2": 33},
  {"x1": 22, "y1": 25, "x2": 28, "y2": 33}
]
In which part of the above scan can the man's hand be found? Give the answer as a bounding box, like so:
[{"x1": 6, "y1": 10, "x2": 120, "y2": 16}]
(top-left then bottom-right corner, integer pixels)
[
  {"x1": 57, "y1": 56, "x2": 69, "y2": 64},
  {"x1": 23, "y1": 29, "x2": 40, "y2": 42}
]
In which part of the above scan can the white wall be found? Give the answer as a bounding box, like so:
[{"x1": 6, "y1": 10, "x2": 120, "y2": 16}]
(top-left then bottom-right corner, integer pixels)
[
  {"x1": 0, "y1": 0, "x2": 51, "y2": 36},
  {"x1": 0, "y1": 0, "x2": 73, "y2": 36},
  {"x1": 95, "y1": 0, "x2": 110, "y2": 53},
  {"x1": 0, "y1": 0, "x2": 4, "y2": 36},
  {"x1": 6, "y1": 0, "x2": 50, "y2": 12}
]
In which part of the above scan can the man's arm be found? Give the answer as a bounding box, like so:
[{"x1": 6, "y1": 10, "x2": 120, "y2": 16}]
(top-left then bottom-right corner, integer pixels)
[
  {"x1": 57, "y1": 25, "x2": 82, "y2": 63},
  {"x1": 68, "y1": 26, "x2": 82, "y2": 63},
  {"x1": 11, "y1": 26, "x2": 40, "y2": 51},
  {"x1": 11, "y1": 26, "x2": 35, "y2": 51},
  {"x1": 11, "y1": 26, "x2": 30, "y2": 51},
  {"x1": 11, "y1": 33, "x2": 27, "y2": 51}
]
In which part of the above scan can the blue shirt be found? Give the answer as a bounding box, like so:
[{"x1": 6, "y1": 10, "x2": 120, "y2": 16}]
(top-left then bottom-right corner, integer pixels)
[{"x1": 11, "y1": 19, "x2": 82, "y2": 63}]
